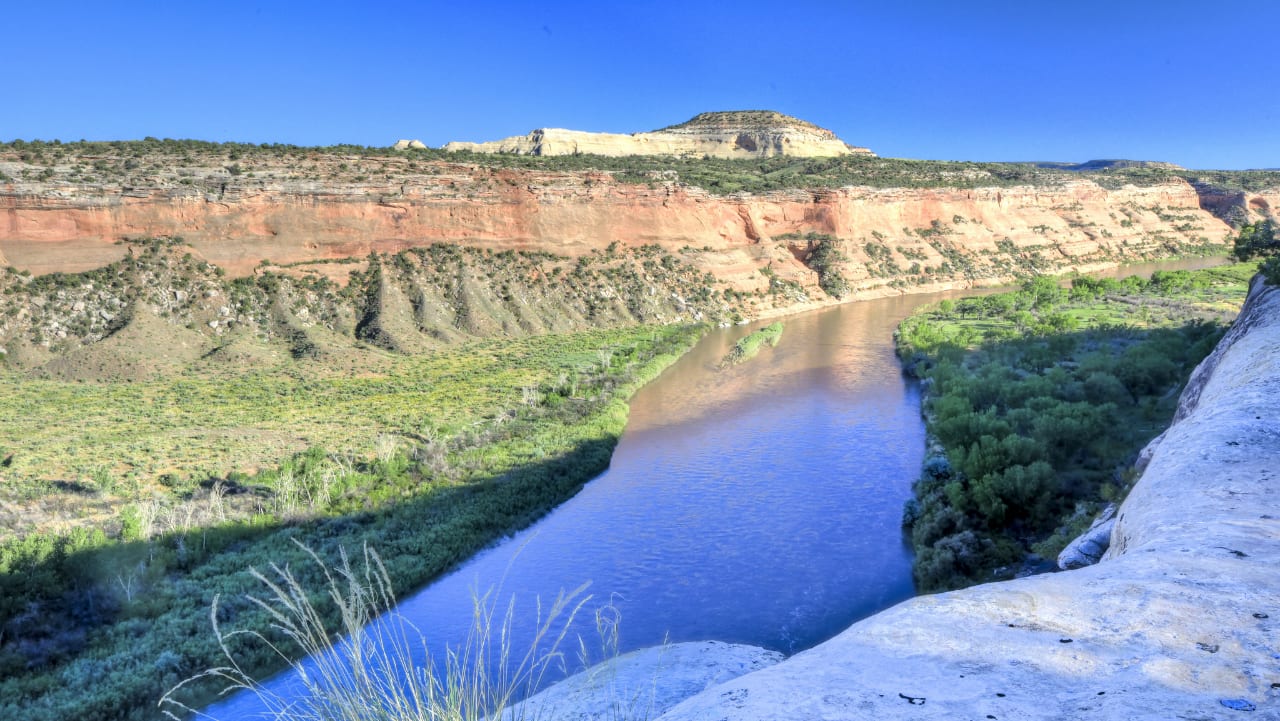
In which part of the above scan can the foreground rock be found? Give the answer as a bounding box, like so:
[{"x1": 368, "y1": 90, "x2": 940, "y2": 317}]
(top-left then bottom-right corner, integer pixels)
[
  {"x1": 505, "y1": 642, "x2": 782, "y2": 721},
  {"x1": 652, "y1": 276, "x2": 1280, "y2": 720}
]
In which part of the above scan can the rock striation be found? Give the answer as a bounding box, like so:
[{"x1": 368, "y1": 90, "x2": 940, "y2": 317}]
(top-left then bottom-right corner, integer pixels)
[
  {"x1": 643, "y1": 275, "x2": 1280, "y2": 720},
  {"x1": 442, "y1": 111, "x2": 873, "y2": 158}
]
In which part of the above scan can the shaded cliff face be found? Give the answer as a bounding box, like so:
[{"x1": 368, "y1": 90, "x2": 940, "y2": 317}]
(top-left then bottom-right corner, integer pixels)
[
  {"x1": 0, "y1": 148, "x2": 1235, "y2": 308},
  {"x1": 441, "y1": 110, "x2": 873, "y2": 159},
  {"x1": 652, "y1": 277, "x2": 1280, "y2": 720}
]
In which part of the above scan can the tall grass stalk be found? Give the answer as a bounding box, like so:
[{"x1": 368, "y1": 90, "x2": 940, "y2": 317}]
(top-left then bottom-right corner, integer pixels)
[{"x1": 161, "y1": 541, "x2": 591, "y2": 721}]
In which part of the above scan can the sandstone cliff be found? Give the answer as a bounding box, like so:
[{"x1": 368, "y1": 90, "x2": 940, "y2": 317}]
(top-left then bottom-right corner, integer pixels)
[
  {"x1": 0, "y1": 151, "x2": 1239, "y2": 297},
  {"x1": 441, "y1": 111, "x2": 873, "y2": 158},
  {"x1": 643, "y1": 276, "x2": 1280, "y2": 719},
  {"x1": 5, "y1": 140, "x2": 1278, "y2": 369}
]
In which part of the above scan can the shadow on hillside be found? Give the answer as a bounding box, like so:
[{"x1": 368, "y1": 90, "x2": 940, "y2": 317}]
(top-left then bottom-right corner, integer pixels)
[{"x1": 0, "y1": 434, "x2": 621, "y2": 719}]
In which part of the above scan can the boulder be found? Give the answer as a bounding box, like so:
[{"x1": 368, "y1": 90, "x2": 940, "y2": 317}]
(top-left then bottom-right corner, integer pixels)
[{"x1": 1056, "y1": 504, "x2": 1116, "y2": 570}]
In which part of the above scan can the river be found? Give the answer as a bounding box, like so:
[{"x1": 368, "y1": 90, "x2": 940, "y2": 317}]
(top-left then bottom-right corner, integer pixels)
[{"x1": 205, "y1": 255, "x2": 1230, "y2": 718}]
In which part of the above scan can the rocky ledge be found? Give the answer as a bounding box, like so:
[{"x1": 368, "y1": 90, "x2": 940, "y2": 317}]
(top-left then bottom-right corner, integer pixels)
[{"x1": 537, "y1": 275, "x2": 1280, "y2": 719}]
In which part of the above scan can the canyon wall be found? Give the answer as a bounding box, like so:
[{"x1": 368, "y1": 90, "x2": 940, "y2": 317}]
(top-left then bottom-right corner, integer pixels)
[{"x1": 0, "y1": 167, "x2": 1235, "y2": 301}]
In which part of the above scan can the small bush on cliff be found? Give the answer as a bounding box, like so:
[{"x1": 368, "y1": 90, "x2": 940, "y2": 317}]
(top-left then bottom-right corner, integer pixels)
[
  {"x1": 807, "y1": 239, "x2": 851, "y2": 299},
  {"x1": 1261, "y1": 256, "x2": 1280, "y2": 286},
  {"x1": 1232, "y1": 219, "x2": 1277, "y2": 261}
]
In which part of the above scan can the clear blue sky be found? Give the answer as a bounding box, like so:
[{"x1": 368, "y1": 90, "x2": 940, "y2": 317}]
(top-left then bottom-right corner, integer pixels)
[{"x1": 5, "y1": 1, "x2": 1278, "y2": 169}]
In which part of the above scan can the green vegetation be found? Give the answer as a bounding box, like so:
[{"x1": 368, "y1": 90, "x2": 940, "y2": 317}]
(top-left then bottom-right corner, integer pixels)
[
  {"x1": 1262, "y1": 256, "x2": 1280, "y2": 286},
  {"x1": 777, "y1": 232, "x2": 851, "y2": 298},
  {"x1": 656, "y1": 109, "x2": 828, "y2": 133},
  {"x1": 1230, "y1": 219, "x2": 1280, "y2": 286},
  {"x1": 720, "y1": 322, "x2": 784, "y2": 367},
  {"x1": 897, "y1": 264, "x2": 1256, "y2": 591},
  {"x1": 0, "y1": 321, "x2": 705, "y2": 721},
  {"x1": 1232, "y1": 219, "x2": 1277, "y2": 261},
  {"x1": 161, "y1": 544, "x2": 595, "y2": 721},
  {"x1": 0, "y1": 240, "x2": 733, "y2": 500},
  {"x1": 7, "y1": 136, "x2": 1278, "y2": 197}
]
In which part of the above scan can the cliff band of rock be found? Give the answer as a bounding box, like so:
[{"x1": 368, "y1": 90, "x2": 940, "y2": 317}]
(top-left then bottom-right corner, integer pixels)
[
  {"x1": 0, "y1": 165, "x2": 1244, "y2": 298},
  {"x1": 634, "y1": 276, "x2": 1280, "y2": 720},
  {"x1": 441, "y1": 111, "x2": 874, "y2": 159}
]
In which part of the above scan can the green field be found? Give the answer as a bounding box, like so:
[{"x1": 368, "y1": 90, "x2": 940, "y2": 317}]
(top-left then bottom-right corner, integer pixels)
[
  {"x1": 2, "y1": 329, "x2": 666, "y2": 509},
  {"x1": 0, "y1": 322, "x2": 705, "y2": 721}
]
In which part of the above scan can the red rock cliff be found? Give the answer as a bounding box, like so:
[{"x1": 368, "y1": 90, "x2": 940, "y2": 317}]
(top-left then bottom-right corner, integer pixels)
[{"x1": 0, "y1": 155, "x2": 1238, "y2": 302}]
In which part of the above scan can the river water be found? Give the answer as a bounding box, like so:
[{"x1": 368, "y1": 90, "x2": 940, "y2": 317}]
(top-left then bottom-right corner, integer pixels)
[{"x1": 205, "y1": 256, "x2": 1229, "y2": 718}]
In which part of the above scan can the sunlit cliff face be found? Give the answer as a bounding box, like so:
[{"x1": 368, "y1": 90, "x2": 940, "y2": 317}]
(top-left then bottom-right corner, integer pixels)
[{"x1": 0, "y1": 153, "x2": 1233, "y2": 301}]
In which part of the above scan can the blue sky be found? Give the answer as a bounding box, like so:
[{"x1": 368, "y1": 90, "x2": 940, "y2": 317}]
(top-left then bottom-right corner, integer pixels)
[{"x1": 4, "y1": 1, "x2": 1278, "y2": 168}]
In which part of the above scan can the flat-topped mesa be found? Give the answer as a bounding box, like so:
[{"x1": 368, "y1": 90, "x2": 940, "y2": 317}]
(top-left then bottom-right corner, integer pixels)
[{"x1": 439, "y1": 110, "x2": 874, "y2": 159}]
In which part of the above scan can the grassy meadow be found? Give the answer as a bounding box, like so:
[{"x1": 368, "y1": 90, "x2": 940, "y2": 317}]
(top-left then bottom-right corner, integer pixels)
[{"x1": 0, "y1": 322, "x2": 705, "y2": 721}]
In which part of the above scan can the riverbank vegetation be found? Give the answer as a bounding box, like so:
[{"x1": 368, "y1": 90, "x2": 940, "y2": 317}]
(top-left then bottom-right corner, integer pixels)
[
  {"x1": 720, "y1": 322, "x2": 784, "y2": 367},
  {"x1": 0, "y1": 322, "x2": 704, "y2": 721},
  {"x1": 897, "y1": 263, "x2": 1256, "y2": 591}
]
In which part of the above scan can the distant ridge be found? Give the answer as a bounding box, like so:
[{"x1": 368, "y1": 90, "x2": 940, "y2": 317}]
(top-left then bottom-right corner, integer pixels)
[
  {"x1": 437, "y1": 110, "x2": 873, "y2": 159},
  {"x1": 1029, "y1": 159, "x2": 1185, "y2": 171}
]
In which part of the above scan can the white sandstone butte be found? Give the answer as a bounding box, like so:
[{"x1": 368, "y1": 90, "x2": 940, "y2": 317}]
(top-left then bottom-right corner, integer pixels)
[{"x1": 438, "y1": 111, "x2": 874, "y2": 159}]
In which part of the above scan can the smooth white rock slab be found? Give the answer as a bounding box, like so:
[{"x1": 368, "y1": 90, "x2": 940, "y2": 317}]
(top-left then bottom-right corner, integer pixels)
[{"x1": 504, "y1": 641, "x2": 783, "y2": 721}]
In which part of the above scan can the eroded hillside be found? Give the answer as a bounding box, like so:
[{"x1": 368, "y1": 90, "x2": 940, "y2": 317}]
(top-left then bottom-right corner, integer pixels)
[{"x1": 0, "y1": 237, "x2": 734, "y2": 379}]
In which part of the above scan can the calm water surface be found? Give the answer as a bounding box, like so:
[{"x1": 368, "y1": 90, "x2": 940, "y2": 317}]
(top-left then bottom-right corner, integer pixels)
[{"x1": 206, "y1": 257, "x2": 1229, "y2": 717}]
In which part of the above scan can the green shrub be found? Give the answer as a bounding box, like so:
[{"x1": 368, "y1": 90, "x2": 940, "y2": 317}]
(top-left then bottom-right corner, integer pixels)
[
  {"x1": 1260, "y1": 256, "x2": 1280, "y2": 286},
  {"x1": 720, "y1": 322, "x2": 784, "y2": 367},
  {"x1": 898, "y1": 264, "x2": 1249, "y2": 591},
  {"x1": 1232, "y1": 220, "x2": 1277, "y2": 260}
]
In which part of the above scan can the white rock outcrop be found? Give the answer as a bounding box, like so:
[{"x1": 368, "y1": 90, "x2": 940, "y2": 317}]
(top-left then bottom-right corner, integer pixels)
[
  {"x1": 645, "y1": 276, "x2": 1279, "y2": 720},
  {"x1": 504, "y1": 641, "x2": 783, "y2": 721},
  {"x1": 442, "y1": 111, "x2": 873, "y2": 159}
]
